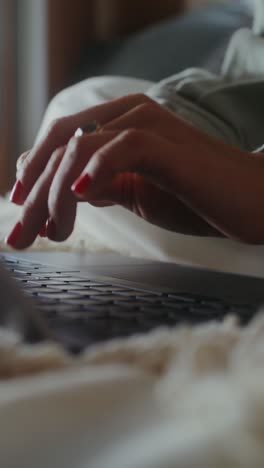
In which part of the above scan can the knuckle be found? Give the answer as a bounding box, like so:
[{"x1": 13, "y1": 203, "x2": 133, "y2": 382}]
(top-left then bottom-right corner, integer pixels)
[
  {"x1": 16, "y1": 148, "x2": 29, "y2": 163},
  {"x1": 19, "y1": 154, "x2": 31, "y2": 177},
  {"x1": 16, "y1": 151, "x2": 30, "y2": 171},
  {"x1": 122, "y1": 128, "x2": 146, "y2": 145},
  {"x1": 22, "y1": 197, "x2": 35, "y2": 217},
  {"x1": 119, "y1": 93, "x2": 152, "y2": 107},
  {"x1": 47, "y1": 147, "x2": 64, "y2": 170},
  {"x1": 132, "y1": 93, "x2": 152, "y2": 105},
  {"x1": 122, "y1": 128, "x2": 136, "y2": 139},
  {"x1": 140, "y1": 102, "x2": 154, "y2": 111},
  {"x1": 66, "y1": 137, "x2": 86, "y2": 160},
  {"x1": 53, "y1": 146, "x2": 64, "y2": 158},
  {"x1": 47, "y1": 117, "x2": 64, "y2": 139},
  {"x1": 137, "y1": 101, "x2": 156, "y2": 116},
  {"x1": 134, "y1": 93, "x2": 147, "y2": 101}
]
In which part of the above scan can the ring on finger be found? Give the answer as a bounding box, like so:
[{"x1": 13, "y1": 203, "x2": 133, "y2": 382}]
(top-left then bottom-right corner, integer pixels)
[{"x1": 74, "y1": 121, "x2": 103, "y2": 138}]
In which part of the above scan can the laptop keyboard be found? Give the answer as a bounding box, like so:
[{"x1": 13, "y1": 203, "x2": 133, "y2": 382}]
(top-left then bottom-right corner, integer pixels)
[{"x1": 0, "y1": 256, "x2": 256, "y2": 353}]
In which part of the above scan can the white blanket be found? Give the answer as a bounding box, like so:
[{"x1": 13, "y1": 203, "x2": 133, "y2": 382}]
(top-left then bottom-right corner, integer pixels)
[{"x1": 1, "y1": 314, "x2": 264, "y2": 468}]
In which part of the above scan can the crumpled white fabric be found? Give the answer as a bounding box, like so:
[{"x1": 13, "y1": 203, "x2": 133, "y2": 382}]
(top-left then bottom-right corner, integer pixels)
[{"x1": 1, "y1": 314, "x2": 264, "y2": 468}]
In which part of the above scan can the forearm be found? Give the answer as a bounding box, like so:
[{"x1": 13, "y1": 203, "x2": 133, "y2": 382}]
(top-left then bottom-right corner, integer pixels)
[{"x1": 176, "y1": 139, "x2": 264, "y2": 244}]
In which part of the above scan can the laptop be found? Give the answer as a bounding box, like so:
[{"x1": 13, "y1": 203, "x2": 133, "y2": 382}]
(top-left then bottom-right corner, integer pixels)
[{"x1": 1, "y1": 250, "x2": 264, "y2": 353}]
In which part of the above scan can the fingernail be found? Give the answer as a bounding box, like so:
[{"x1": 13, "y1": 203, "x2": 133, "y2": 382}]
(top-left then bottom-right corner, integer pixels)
[
  {"x1": 9, "y1": 180, "x2": 24, "y2": 205},
  {"x1": 39, "y1": 224, "x2": 47, "y2": 238},
  {"x1": 5, "y1": 222, "x2": 23, "y2": 247},
  {"x1": 46, "y1": 217, "x2": 56, "y2": 238},
  {"x1": 71, "y1": 173, "x2": 91, "y2": 197}
]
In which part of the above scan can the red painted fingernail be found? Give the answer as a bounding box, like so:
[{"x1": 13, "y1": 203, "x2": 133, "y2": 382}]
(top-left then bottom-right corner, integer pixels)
[
  {"x1": 9, "y1": 180, "x2": 24, "y2": 205},
  {"x1": 39, "y1": 224, "x2": 47, "y2": 238},
  {"x1": 46, "y1": 217, "x2": 56, "y2": 238},
  {"x1": 71, "y1": 173, "x2": 91, "y2": 197},
  {"x1": 5, "y1": 222, "x2": 23, "y2": 247}
]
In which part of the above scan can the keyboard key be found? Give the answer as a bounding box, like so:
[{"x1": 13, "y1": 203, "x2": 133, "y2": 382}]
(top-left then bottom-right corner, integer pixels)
[
  {"x1": 160, "y1": 300, "x2": 189, "y2": 310},
  {"x1": 108, "y1": 307, "x2": 141, "y2": 317},
  {"x1": 35, "y1": 291, "x2": 80, "y2": 300},
  {"x1": 167, "y1": 293, "x2": 197, "y2": 303},
  {"x1": 135, "y1": 296, "x2": 163, "y2": 304},
  {"x1": 48, "y1": 284, "x2": 93, "y2": 291},
  {"x1": 30, "y1": 280, "x2": 73, "y2": 286},
  {"x1": 92, "y1": 286, "x2": 131, "y2": 292},
  {"x1": 115, "y1": 290, "x2": 162, "y2": 297},
  {"x1": 24, "y1": 287, "x2": 62, "y2": 295},
  {"x1": 16, "y1": 283, "x2": 49, "y2": 289},
  {"x1": 61, "y1": 279, "x2": 108, "y2": 286},
  {"x1": 65, "y1": 298, "x2": 114, "y2": 306},
  {"x1": 199, "y1": 299, "x2": 228, "y2": 310}
]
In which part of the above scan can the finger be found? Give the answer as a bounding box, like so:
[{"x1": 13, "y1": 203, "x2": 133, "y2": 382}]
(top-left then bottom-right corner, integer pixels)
[
  {"x1": 71, "y1": 129, "x2": 183, "y2": 200},
  {"x1": 9, "y1": 151, "x2": 31, "y2": 205},
  {"x1": 14, "y1": 93, "x2": 150, "y2": 205},
  {"x1": 73, "y1": 128, "x2": 252, "y2": 241},
  {"x1": 47, "y1": 131, "x2": 119, "y2": 241},
  {"x1": 16, "y1": 150, "x2": 30, "y2": 172},
  {"x1": 89, "y1": 200, "x2": 115, "y2": 207},
  {"x1": 103, "y1": 101, "x2": 197, "y2": 144},
  {"x1": 6, "y1": 147, "x2": 65, "y2": 249},
  {"x1": 83, "y1": 173, "x2": 223, "y2": 236}
]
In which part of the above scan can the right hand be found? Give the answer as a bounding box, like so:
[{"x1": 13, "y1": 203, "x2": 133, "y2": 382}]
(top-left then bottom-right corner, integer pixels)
[{"x1": 7, "y1": 93, "x2": 263, "y2": 249}]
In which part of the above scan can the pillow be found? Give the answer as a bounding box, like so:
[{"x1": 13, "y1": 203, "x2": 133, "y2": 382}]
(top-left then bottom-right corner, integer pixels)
[{"x1": 72, "y1": 2, "x2": 252, "y2": 84}]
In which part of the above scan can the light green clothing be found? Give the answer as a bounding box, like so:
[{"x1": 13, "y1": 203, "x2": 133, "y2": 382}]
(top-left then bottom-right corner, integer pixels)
[{"x1": 147, "y1": 0, "x2": 264, "y2": 152}]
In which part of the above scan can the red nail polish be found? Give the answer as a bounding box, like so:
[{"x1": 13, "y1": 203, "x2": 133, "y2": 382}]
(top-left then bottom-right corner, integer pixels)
[
  {"x1": 46, "y1": 217, "x2": 56, "y2": 238},
  {"x1": 39, "y1": 225, "x2": 47, "y2": 238},
  {"x1": 5, "y1": 222, "x2": 23, "y2": 247},
  {"x1": 9, "y1": 180, "x2": 24, "y2": 205},
  {"x1": 71, "y1": 173, "x2": 91, "y2": 197}
]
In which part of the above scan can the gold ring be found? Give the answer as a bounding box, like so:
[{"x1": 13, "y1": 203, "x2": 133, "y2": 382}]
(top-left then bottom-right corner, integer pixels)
[{"x1": 74, "y1": 121, "x2": 103, "y2": 137}]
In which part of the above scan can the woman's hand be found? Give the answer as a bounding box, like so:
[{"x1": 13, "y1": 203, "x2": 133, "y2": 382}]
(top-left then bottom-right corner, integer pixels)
[{"x1": 6, "y1": 93, "x2": 264, "y2": 249}]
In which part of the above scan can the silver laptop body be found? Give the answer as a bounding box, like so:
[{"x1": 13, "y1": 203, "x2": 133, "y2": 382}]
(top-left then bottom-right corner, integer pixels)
[{"x1": 1, "y1": 251, "x2": 263, "y2": 352}]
